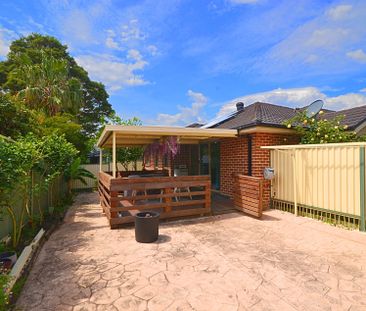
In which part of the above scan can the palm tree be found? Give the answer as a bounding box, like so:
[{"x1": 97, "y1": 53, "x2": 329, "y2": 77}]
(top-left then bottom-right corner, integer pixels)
[
  {"x1": 64, "y1": 158, "x2": 95, "y2": 195},
  {"x1": 15, "y1": 52, "x2": 83, "y2": 116}
]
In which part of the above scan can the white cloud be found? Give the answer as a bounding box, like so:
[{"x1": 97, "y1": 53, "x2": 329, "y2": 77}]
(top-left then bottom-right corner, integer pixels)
[
  {"x1": 347, "y1": 49, "x2": 366, "y2": 63},
  {"x1": 360, "y1": 88, "x2": 366, "y2": 93},
  {"x1": 147, "y1": 44, "x2": 158, "y2": 56},
  {"x1": 153, "y1": 90, "x2": 208, "y2": 126},
  {"x1": 256, "y1": 1, "x2": 366, "y2": 76},
  {"x1": 75, "y1": 50, "x2": 149, "y2": 92},
  {"x1": 326, "y1": 4, "x2": 353, "y2": 20},
  {"x1": 326, "y1": 93, "x2": 366, "y2": 109},
  {"x1": 218, "y1": 87, "x2": 366, "y2": 116},
  {"x1": 105, "y1": 19, "x2": 153, "y2": 53},
  {"x1": 0, "y1": 33, "x2": 9, "y2": 57},
  {"x1": 105, "y1": 30, "x2": 119, "y2": 49},
  {"x1": 121, "y1": 19, "x2": 146, "y2": 42},
  {"x1": 0, "y1": 27, "x2": 16, "y2": 58}
]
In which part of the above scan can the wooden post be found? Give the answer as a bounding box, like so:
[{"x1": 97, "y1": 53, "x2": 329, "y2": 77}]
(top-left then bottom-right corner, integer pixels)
[
  {"x1": 112, "y1": 132, "x2": 116, "y2": 178},
  {"x1": 164, "y1": 187, "x2": 172, "y2": 212},
  {"x1": 110, "y1": 190, "x2": 118, "y2": 227},
  {"x1": 205, "y1": 181, "x2": 211, "y2": 212},
  {"x1": 99, "y1": 148, "x2": 103, "y2": 172}
]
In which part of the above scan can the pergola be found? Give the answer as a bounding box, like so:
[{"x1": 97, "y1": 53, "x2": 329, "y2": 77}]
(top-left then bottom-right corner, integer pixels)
[
  {"x1": 97, "y1": 125, "x2": 237, "y2": 177},
  {"x1": 96, "y1": 125, "x2": 238, "y2": 228}
]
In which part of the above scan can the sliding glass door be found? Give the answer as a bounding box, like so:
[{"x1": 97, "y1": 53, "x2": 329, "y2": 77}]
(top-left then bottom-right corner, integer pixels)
[
  {"x1": 210, "y1": 141, "x2": 220, "y2": 190},
  {"x1": 199, "y1": 142, "x2": 220, "y2": 190}
]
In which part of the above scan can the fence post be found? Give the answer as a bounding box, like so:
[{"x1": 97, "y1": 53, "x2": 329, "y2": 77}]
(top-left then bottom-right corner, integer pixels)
[
  {"x1": 292, "y1": 149, "x2": 298, "y2": 216},
  {"x1": 360, "y1": 146, "x2": 365, "y2": 232}
]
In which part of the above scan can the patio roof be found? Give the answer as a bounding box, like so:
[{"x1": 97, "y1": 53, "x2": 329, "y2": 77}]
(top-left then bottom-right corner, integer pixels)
[{"x1": 97, "y1": 125, "x2": 238, "y2": 148}]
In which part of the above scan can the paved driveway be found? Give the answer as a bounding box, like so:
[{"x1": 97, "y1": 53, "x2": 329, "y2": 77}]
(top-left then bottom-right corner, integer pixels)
[{"x1": 17, "y1": 192, "x2": 366, "y2": 311}]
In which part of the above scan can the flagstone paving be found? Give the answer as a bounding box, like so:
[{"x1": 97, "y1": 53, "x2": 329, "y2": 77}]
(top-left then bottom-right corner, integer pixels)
[{"x1": 17, "y1": 192, "x2": 366, "y2": 310}]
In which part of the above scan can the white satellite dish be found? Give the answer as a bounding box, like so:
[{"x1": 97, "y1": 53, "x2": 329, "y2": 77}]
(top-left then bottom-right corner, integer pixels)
[{"x1": 305, "y1": 99, "x2": 324, "y2": 117}]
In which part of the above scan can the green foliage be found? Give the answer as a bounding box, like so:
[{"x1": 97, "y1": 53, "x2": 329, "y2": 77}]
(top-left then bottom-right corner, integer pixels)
[
  {"x1": 284, "y1": 110, "x2": 366, "y2": 144},
  {"x1": 0, "y1": 134, "x2": 77, "y2": 247},
  {"x1": 0, "y1": 33, "x2": 114, "y2": 136},
  {"x1": 102, "y1": 114, "x2": 144, "y2": 170},
  {"x1": 64, "y1": 158, "x2": 95, "y2": 194},
  {"x1": 0, "y1": 94, "x2": 39, "y2": 139},
  {"x1": 37, "y1": 134, "x2": 78, "y2": 182},
  {"x1": 14, "y1": 52, "x2": 83, "y2": 116},
  {"x1": 41, "y1": 114, "x2": 88, "y2": 157},
  {"x1": 0, "y1": 271, "x2": 11, "y2": 311}
]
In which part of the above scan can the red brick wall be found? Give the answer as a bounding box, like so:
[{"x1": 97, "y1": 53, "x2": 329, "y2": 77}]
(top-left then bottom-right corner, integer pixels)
[
  {"x1": 219, "y1": 133, "x2": 299, "y2": 210},
  {"x1": 220, "y1": 137, "x2": 248, "y2": 196},
  {"x1": 251, "y1": 133, "x2": 300, "y2": 210}
]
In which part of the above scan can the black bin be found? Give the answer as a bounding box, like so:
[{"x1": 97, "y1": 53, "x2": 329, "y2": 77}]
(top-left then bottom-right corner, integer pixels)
[{"x1": 135, "y1": 211, "x2": 160, "y2": 243}]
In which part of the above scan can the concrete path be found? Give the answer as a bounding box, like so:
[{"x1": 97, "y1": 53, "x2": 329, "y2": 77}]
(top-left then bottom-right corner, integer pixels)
[{"x1": 17, "y1": 192, "x2": 366, "y2": 311}]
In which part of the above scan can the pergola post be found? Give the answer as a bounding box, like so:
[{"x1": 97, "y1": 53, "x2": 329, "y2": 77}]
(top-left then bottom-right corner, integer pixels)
[
  {"x1": 112, "y1": 131, "x2": 116, "y2": 178},
  {"x1": 99, "y1": 148, "x2": 103, "y2": 172}
]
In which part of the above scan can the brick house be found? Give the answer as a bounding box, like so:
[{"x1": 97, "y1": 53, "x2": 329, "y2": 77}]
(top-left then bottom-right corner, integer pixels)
[{"x1": 166, "y1": 102, "x2": 366, "y2": 210}]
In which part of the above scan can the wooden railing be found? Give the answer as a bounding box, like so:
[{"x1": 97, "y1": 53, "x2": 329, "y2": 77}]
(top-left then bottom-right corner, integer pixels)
[
  {"x1": 98, "y1": 171, "x2": 211, "y2": 228},
  {"x1": 117, "y1": 169, "x2": 170, "y2": 178},
  {"x1": 233, "y1": 174, "x2": 264, "y2": 218}
]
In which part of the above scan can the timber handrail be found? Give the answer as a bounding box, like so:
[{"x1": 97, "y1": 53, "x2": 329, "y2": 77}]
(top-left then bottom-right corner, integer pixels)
[{"x1": 98, "y1": 171, "x2": 211, "y2": 228}]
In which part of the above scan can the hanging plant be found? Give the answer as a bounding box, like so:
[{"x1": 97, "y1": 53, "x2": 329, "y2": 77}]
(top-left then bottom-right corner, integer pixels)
[
  {"x1": 164, "y1": 136, "x2": 180, "y2": 157},
  {"x1": 144, "y1": 136, "x2": 180, "y2": 160}
]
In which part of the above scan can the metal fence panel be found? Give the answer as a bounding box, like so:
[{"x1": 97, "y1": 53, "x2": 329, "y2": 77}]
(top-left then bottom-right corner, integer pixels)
[{"x1": 271, "y1": 145, "x2": 361, "y2": 217}]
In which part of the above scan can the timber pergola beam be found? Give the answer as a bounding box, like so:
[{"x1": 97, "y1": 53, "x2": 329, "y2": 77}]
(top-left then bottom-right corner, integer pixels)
[
  {"x1": 97, "y1": 125, "x2": 237, "y2": 148},
  {"x1": 97, "y1": 125, "x2": 238, "y2": 177}
]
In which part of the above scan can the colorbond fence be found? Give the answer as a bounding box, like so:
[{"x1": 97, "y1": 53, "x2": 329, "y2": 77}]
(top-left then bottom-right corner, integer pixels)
[{"x1": 266, "y1": 143, "x2": 366, "y2": 231}]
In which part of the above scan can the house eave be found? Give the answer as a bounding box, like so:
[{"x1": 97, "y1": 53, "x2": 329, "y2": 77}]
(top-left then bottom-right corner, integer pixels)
[{"x1": 238, "y1": 125, "x2": 297, "y2": 135}]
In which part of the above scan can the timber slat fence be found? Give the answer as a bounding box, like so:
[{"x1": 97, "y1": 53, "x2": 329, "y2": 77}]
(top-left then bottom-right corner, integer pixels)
[{"x1": 233, "y1": 174, "x2": 263, "y2": 218}]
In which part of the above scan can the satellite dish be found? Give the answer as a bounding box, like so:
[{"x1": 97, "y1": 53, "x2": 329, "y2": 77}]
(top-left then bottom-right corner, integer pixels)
[{"x1": 305, "y1": 99, "x2": 324, "y2": 117}]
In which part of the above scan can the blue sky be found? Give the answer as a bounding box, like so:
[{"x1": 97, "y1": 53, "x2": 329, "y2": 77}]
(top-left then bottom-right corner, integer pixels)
[{"x1": 1, "y1": 0, "x2": 366, "y2": 126}]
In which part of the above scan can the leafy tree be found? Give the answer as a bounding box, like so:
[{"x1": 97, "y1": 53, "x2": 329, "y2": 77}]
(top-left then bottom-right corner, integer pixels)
[
  {"x1": 14, "y1": 52, "x2": 82, "y2": 116},
  {"x1": 284, "y1": 110, "x2": 366, "y2": 144},
  {"x1": 102, "y1": 114, "x2": 144, "y2": 171},
  {"x1": 0, "y1": 94, "x2": 39, "y2": 138},
  {"x1": 0, "y1": 33, "x2": 114, "y2": 136},
  {"x1": 64, "y1": 157, "x2": 95, "y2": 195},
  {"x1": 0, "y1": 133, "x2": 78, "y2": 247},
  {"x1": 0, "y1": 135, "x2": 43, "y2": 246},
  {"x1": 41, "y1": 114, "x2": 88, "y2": 158}
]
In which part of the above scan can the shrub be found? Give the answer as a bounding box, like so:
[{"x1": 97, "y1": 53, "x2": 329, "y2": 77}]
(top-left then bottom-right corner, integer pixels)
[{"x1": 284, "y1": 110, "x2": 366, "y2": 144}]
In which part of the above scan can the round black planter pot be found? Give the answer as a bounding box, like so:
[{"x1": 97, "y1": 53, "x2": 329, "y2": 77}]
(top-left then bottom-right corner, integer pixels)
[
  {"x1": 135, "y1": 211, "x2": 160, "y2": 243},
  {"x1": 0, "y1": 251, "x2": 17, "y2": 265}
]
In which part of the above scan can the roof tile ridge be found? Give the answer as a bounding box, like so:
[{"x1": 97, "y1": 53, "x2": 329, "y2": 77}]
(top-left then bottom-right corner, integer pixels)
[{"x1": 255, "y1": 102, "x2": 262, "y2": 123}]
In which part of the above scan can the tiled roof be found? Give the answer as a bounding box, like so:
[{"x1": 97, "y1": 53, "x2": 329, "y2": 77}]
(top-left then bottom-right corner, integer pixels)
[
  {"x1": 322, "y1": 106, "x2": 366, "y2": 130},
  {"x1": 214, "y1": 102, "x2": 298, "y2": 129},
  {"x1": 212, "y1": 102, "x2": 366, "y2": 131}
]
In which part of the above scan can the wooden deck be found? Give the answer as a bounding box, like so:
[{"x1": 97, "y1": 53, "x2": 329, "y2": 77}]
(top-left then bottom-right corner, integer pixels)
[{"x1": 98, "y1": 171, "x2": 211, "y2": 228}]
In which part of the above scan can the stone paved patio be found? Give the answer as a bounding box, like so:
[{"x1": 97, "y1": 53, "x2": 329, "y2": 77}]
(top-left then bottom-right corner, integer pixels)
[{"x1": 17, "y1": 192, "x2": 366, "y2": 311}]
